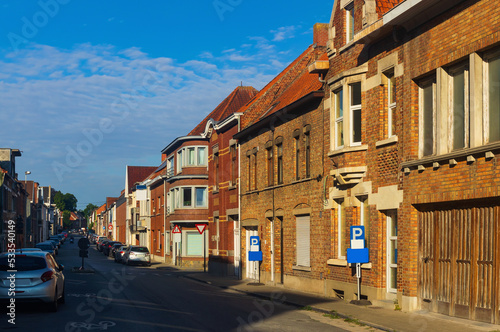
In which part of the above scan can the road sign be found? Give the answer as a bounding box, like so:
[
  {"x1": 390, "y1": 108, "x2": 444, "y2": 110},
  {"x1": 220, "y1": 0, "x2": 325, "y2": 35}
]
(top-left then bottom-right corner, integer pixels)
[
  {"x1": 108, "y1": 224, "x2": 113, "y2": 230},
  {"x1": 350, "y1": 225, "x2": 365, "y2": 249},
  {"x1": 248, "y1": 236, "x2": 262, "y2": 261},
  {"x1": 78, "y1": 238, "x2": 90, "y2": 250},
  {"x1": 172, "y1": 225, "x2": 181, "y2": 234},
  {"x1": 195, "y1": 224, "x2": 206, "y2": 234}
]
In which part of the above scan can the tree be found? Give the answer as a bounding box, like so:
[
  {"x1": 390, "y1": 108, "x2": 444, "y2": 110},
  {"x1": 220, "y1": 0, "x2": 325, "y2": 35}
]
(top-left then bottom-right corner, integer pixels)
[
  {"x1": 54, "y1": 192, "x2": 78, "y2": 212},
  {"x1": 62, "y1": 210, "x2": 72, "y2": 229},
  {"x1": 83, "y1": 203, "x2": 98, "y2": 220}
]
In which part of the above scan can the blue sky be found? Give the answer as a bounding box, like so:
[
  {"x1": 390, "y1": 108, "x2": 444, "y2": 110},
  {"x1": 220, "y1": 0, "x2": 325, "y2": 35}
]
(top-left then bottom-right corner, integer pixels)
[{"x1": 0, "y1": 0, "x2": 332, "y2": 210}]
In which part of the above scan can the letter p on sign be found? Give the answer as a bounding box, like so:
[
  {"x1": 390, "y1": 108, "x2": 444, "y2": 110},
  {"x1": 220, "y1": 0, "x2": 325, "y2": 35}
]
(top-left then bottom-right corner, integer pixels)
[{"x1": 350, "y1": 226, "x2": 365, "y2": 249}]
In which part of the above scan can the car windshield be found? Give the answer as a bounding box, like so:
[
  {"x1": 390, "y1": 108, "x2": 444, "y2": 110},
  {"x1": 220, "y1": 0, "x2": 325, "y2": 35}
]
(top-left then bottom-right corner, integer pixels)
[
  {"x1": 132, "y1": 247, "x2": 149, "y2": 253},
  {"x1": 0, "y1": 256, "x2": 47, "y2": 271}
]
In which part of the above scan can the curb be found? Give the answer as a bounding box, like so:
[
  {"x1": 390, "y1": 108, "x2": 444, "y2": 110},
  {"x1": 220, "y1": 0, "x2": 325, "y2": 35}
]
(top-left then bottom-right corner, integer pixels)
[{"x1": 182, "y1": 275, "x2": 391, "y2": 332}]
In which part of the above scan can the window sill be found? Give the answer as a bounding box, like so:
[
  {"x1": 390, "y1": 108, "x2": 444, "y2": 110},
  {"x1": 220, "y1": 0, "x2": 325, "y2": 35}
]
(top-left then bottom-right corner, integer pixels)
[
  {"x1": 228, "y1": 184, "x2": 237, "y2": 191},
  {"x1": 327, "y1": 258, "x2": 347, "y2": 266},
  {"x1": 328, "y1": 144, "x2": 368, "y2": 157},
  {"x1": 293, "y1": 265, "x2": 311, "y2": 272},
  {"x1": 376, "y1": 136, "x2": 398, "y2": 148}
]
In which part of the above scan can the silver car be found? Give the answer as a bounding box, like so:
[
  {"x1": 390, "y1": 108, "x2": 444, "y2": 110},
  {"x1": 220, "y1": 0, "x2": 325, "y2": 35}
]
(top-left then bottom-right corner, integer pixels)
[
  {"x1": 122, "y1": 246, "x2": 151, "y2": 266},
  {"x1": 0, "y1": 251, "x2": 65, "y2": 312}
]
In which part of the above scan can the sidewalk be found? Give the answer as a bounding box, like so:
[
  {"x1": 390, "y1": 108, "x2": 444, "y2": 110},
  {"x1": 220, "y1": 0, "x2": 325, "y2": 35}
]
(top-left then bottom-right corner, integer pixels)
[{"x1": 166, "y1": 267, "x2": 499, "y2": 332}]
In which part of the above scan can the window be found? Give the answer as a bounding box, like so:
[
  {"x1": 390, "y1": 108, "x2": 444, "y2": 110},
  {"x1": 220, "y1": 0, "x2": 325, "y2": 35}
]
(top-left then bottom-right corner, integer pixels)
[
  {"x1": 304, "y1": 129, "x2": 310, "y2": 178},
  {"x1": 267, "y1": 144, "x2": 274, "y2": 186},
  {"x1": 346, "y1": 3, "x2": 354, "y2": 43},
  {"x1": 337, "y1": 199, "x2": 346, "y2": 259},
  {"x1": 182, "y1": 187, "x2": 192, "y2": 207},
  {"x1": 167, "y1": 156, "x2": 174, "y2": 176},
  {"x1": 387, "y1": 210, "x2": 398, "y2": 293},
  {"x1": 186, "y1": 232, "x2": 203, "y2": 256},
  {"x1": 247, "y1": 153, "x2": 251, "y2": 191},
  {"x1": 419, "y1": 77, "x2": 436, "y2": 156},
  {"x1": 487, "y1": 55, "x2": 500, "y2": 142},
  {"x1": 230, "y1": 144, "x2": 237, "y2": 186},
  {"x1": 187, "y1": 147, "x2": 196, "y2": 165},
  {"x1": 253, "y1": 151, "x2": 258, "y2": 189},
  {"x1": 334, "y1": 89, "x2": 344, "y2": 148},
  {"x1": 450, "y1": 65, "x2": 469, "y2": 150},
  {"x1": 350, "y1": 82, "x2": 362, "y2": 144},
  {"x1": 177, "y1": 146, "x2": 207, "y2": 172},
  {"x1": 294, "y1": 134, "x2": 300, "y2": 180},
  {"x1": 214, "y1": 152, "x2": 219, "y2": 190},
  {"x1": 386, "y1": 71, "x2": 396, "y2": 137},
  {"x1": 296, "y1": 215, "x2": 310, "y2": 267},
  {"x1": 195, "y1": 187, "x2": 207, "y2": 207},
  {"x1": 277, "y1": 142, "x2": 283, "y2": 185},
  {"x1": 177, "y1": 149, "x2": 183, "y2": 173},
  {"x1": 158, "y1": 196, "x2": 161, "y2": 211},
  {"x1": 197, "y1": 147, "x2": 206, "y2": 165}
]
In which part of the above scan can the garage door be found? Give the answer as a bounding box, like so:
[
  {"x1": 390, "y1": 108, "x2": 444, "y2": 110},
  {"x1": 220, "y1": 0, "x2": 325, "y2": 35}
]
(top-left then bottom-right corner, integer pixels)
[{"x1": 418, "y1": 201, "x2": 500, "y2": 324}]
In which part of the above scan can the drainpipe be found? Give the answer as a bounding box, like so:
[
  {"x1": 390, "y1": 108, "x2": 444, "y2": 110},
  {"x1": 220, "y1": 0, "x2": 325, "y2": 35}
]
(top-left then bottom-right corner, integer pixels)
[
  {"x1": 237, "y1": 115, "x2": 242, "y2": 280},
  {"x1": 163, "y1": 175, "x2": 167, "y2": 264}
]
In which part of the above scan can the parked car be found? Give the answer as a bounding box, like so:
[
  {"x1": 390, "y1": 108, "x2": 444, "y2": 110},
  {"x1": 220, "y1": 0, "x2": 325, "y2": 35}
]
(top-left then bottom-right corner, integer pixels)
[
  {"x1": 0, "y1": 251, "x2": 65, "y2": 312},
  {"x1": 35, "y1": 241, "x2": 58, "y2": 256},
  {"x1": 122, "y1": 246, "x2": 151, "y2": 266},
  {"x1": 47, "y1": 239, "x2": 61, "y2": 251},
  {"x1": 98, "y1": 240, "x2": 110, "y2": 253},
  {"x1": 109, "y1": 243, "x2": 123, "y2": 257},
  {"x1": 96, "y1": 236, "x2": 108, "y2": 250},
  {"x1": 48, "y1": 236, "x2": 62, "y2": 248},
  {"x1": 103, "y1": 241, "x2": 121, "y2": 256},
  {"x1": 114, "y1": 245, "x2": 128, "y2": 263}
]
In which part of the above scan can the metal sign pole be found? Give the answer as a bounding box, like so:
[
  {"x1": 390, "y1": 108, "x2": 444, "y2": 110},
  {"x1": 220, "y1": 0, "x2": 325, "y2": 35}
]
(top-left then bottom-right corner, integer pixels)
[
  {"x1": 204, "y1": 232, "x2": 206, "y2": 273},
  {"x1": 356, "y1": 263, "x2": 361, "y2": 301}
]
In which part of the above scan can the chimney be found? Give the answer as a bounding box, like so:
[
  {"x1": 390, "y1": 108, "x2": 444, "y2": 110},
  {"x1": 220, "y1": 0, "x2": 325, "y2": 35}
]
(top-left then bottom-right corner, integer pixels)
[{"x1": 313, "y1": 23, "x2": 329, "y2": 47}]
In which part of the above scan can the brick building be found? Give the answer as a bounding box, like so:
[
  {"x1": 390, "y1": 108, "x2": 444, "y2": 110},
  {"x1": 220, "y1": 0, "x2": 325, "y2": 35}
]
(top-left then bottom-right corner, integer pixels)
[
  {"x1": 325, "y1": 0, "x2": 500, "y2": 324},
  {"x1": 162, "y1": 86, "x2": 256, "y2": 268},
  {"x1": 235, "y1": 24, "x2": 329, "y2": 286}
]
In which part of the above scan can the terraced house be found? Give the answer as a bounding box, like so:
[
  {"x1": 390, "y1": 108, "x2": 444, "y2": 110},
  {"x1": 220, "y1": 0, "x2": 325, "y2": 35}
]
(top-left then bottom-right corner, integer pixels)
[{"x1": 324, "y1": 0, "x2": 500, "y2": 324}]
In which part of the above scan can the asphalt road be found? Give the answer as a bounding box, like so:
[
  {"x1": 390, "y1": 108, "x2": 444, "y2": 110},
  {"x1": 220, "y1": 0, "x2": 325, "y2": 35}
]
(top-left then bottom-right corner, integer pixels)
[{"x1": 1, "y1": 236, "x2": 374, "y2": 332}]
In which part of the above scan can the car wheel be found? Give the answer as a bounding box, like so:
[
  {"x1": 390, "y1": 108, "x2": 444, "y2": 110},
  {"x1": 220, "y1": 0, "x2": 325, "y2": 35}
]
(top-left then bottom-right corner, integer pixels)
[
  {"x1": 59, "y1": 287, "x2": 65, "y2": 304},
  {"x1": 49, "y1": 289, "x2": 58, "y2": 312}
]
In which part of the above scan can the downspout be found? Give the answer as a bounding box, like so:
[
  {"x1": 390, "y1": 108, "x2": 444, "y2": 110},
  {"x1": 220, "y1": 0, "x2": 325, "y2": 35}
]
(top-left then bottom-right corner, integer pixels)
[
  {"x1": 237, "y1": 115, "x2": 242, "y2": 280},
  {"x1": 163, "y1": 175, "x2": 167, "y2": 264}
]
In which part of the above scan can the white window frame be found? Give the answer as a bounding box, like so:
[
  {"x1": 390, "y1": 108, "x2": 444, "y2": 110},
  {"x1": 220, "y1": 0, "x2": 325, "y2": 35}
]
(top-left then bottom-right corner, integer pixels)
[
  {"x1": 177, "y1": 149, "x2": 183, "y2": 173},
  {"x1": 350, "y1": 82, "x2": 362, "y2": 145},
  {"x1": 170, "y1": 186, "x2": 208, "y2": 209},
  {"x1": 386, "y1": 210, "x2": 398, "y2": 293},
  {"x1": 359, "y1": 195, "x2": 369, "y2": 249},
  {"x1": 176, "y1": 146, "x2": 207, "y2": 172},
  {"x1": 167, "y1": 156, "x2": 174, "y2": 176},
  {"x1": 334, "y1": 88, "x2": 344, "y2": 149}
]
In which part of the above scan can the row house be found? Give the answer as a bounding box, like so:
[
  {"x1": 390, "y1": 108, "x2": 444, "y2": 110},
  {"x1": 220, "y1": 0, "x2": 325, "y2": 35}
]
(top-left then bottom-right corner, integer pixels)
[
  {"x1": 124, "y1": 166, "x2": 156, "y2": 246},
  {"x1": 114, "y1": 191, "x2": 126, "y2": 243},
  {"x1": 0, "y1": 148, "x2": 27, "y2": 252},
  {"x1": 159, "y1": 86, "x2": 257, "y2": 268},
  {"x1": 235, "y1": 24, "x2": 330, "y2": 285},
  {"x1": 323, "y1": 0, "x2": 500, "y2": 325}
]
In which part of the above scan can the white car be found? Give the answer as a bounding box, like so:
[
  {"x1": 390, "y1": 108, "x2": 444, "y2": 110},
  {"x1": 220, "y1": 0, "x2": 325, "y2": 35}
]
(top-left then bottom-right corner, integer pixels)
[{"x1": 0, "y1": 251, "x2": 65, "y2": 312}]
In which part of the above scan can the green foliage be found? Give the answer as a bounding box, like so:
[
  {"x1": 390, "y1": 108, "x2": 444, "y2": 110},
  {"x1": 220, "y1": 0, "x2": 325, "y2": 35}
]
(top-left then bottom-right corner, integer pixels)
[
  {"x1": 83, "y1": 203, "x2": 98, "y2": 220},
  {"x1": 62, "y1": 210, "x2": 72, "y2": 228},
  {"x1": 54, "y1": 191, "x2": 78, "y2": 212}
]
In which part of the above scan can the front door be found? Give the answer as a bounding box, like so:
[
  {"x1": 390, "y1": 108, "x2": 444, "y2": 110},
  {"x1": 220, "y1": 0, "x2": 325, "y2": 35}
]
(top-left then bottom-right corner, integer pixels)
[{"x1": 246, "y1": 227, "x2": 259, "y2": 280}]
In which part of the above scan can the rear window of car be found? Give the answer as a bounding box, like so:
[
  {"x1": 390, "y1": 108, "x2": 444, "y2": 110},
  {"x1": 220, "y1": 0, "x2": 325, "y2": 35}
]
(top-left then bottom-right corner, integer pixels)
[
  {"x1": 0, "y1": 256, "x2": 47, "y2": 271},
  {"x1": 132, "y1": 247, "x2": 149, "y2": 253},
  {"x1": 36, "y1": 245, "x2": 53, "y2": 250}
]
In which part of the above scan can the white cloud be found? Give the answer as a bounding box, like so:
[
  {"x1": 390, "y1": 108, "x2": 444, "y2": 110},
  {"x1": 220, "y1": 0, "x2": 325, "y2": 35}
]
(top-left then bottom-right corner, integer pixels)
[{"x1": 271, "y1": 25, "x2": 298, "y2": 41}]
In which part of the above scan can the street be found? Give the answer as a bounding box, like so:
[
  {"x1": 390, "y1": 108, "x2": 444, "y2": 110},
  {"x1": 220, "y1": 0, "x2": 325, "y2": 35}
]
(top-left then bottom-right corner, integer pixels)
[{"x1": 1, "y1": 236, "x2": 377, "y2": 332}]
